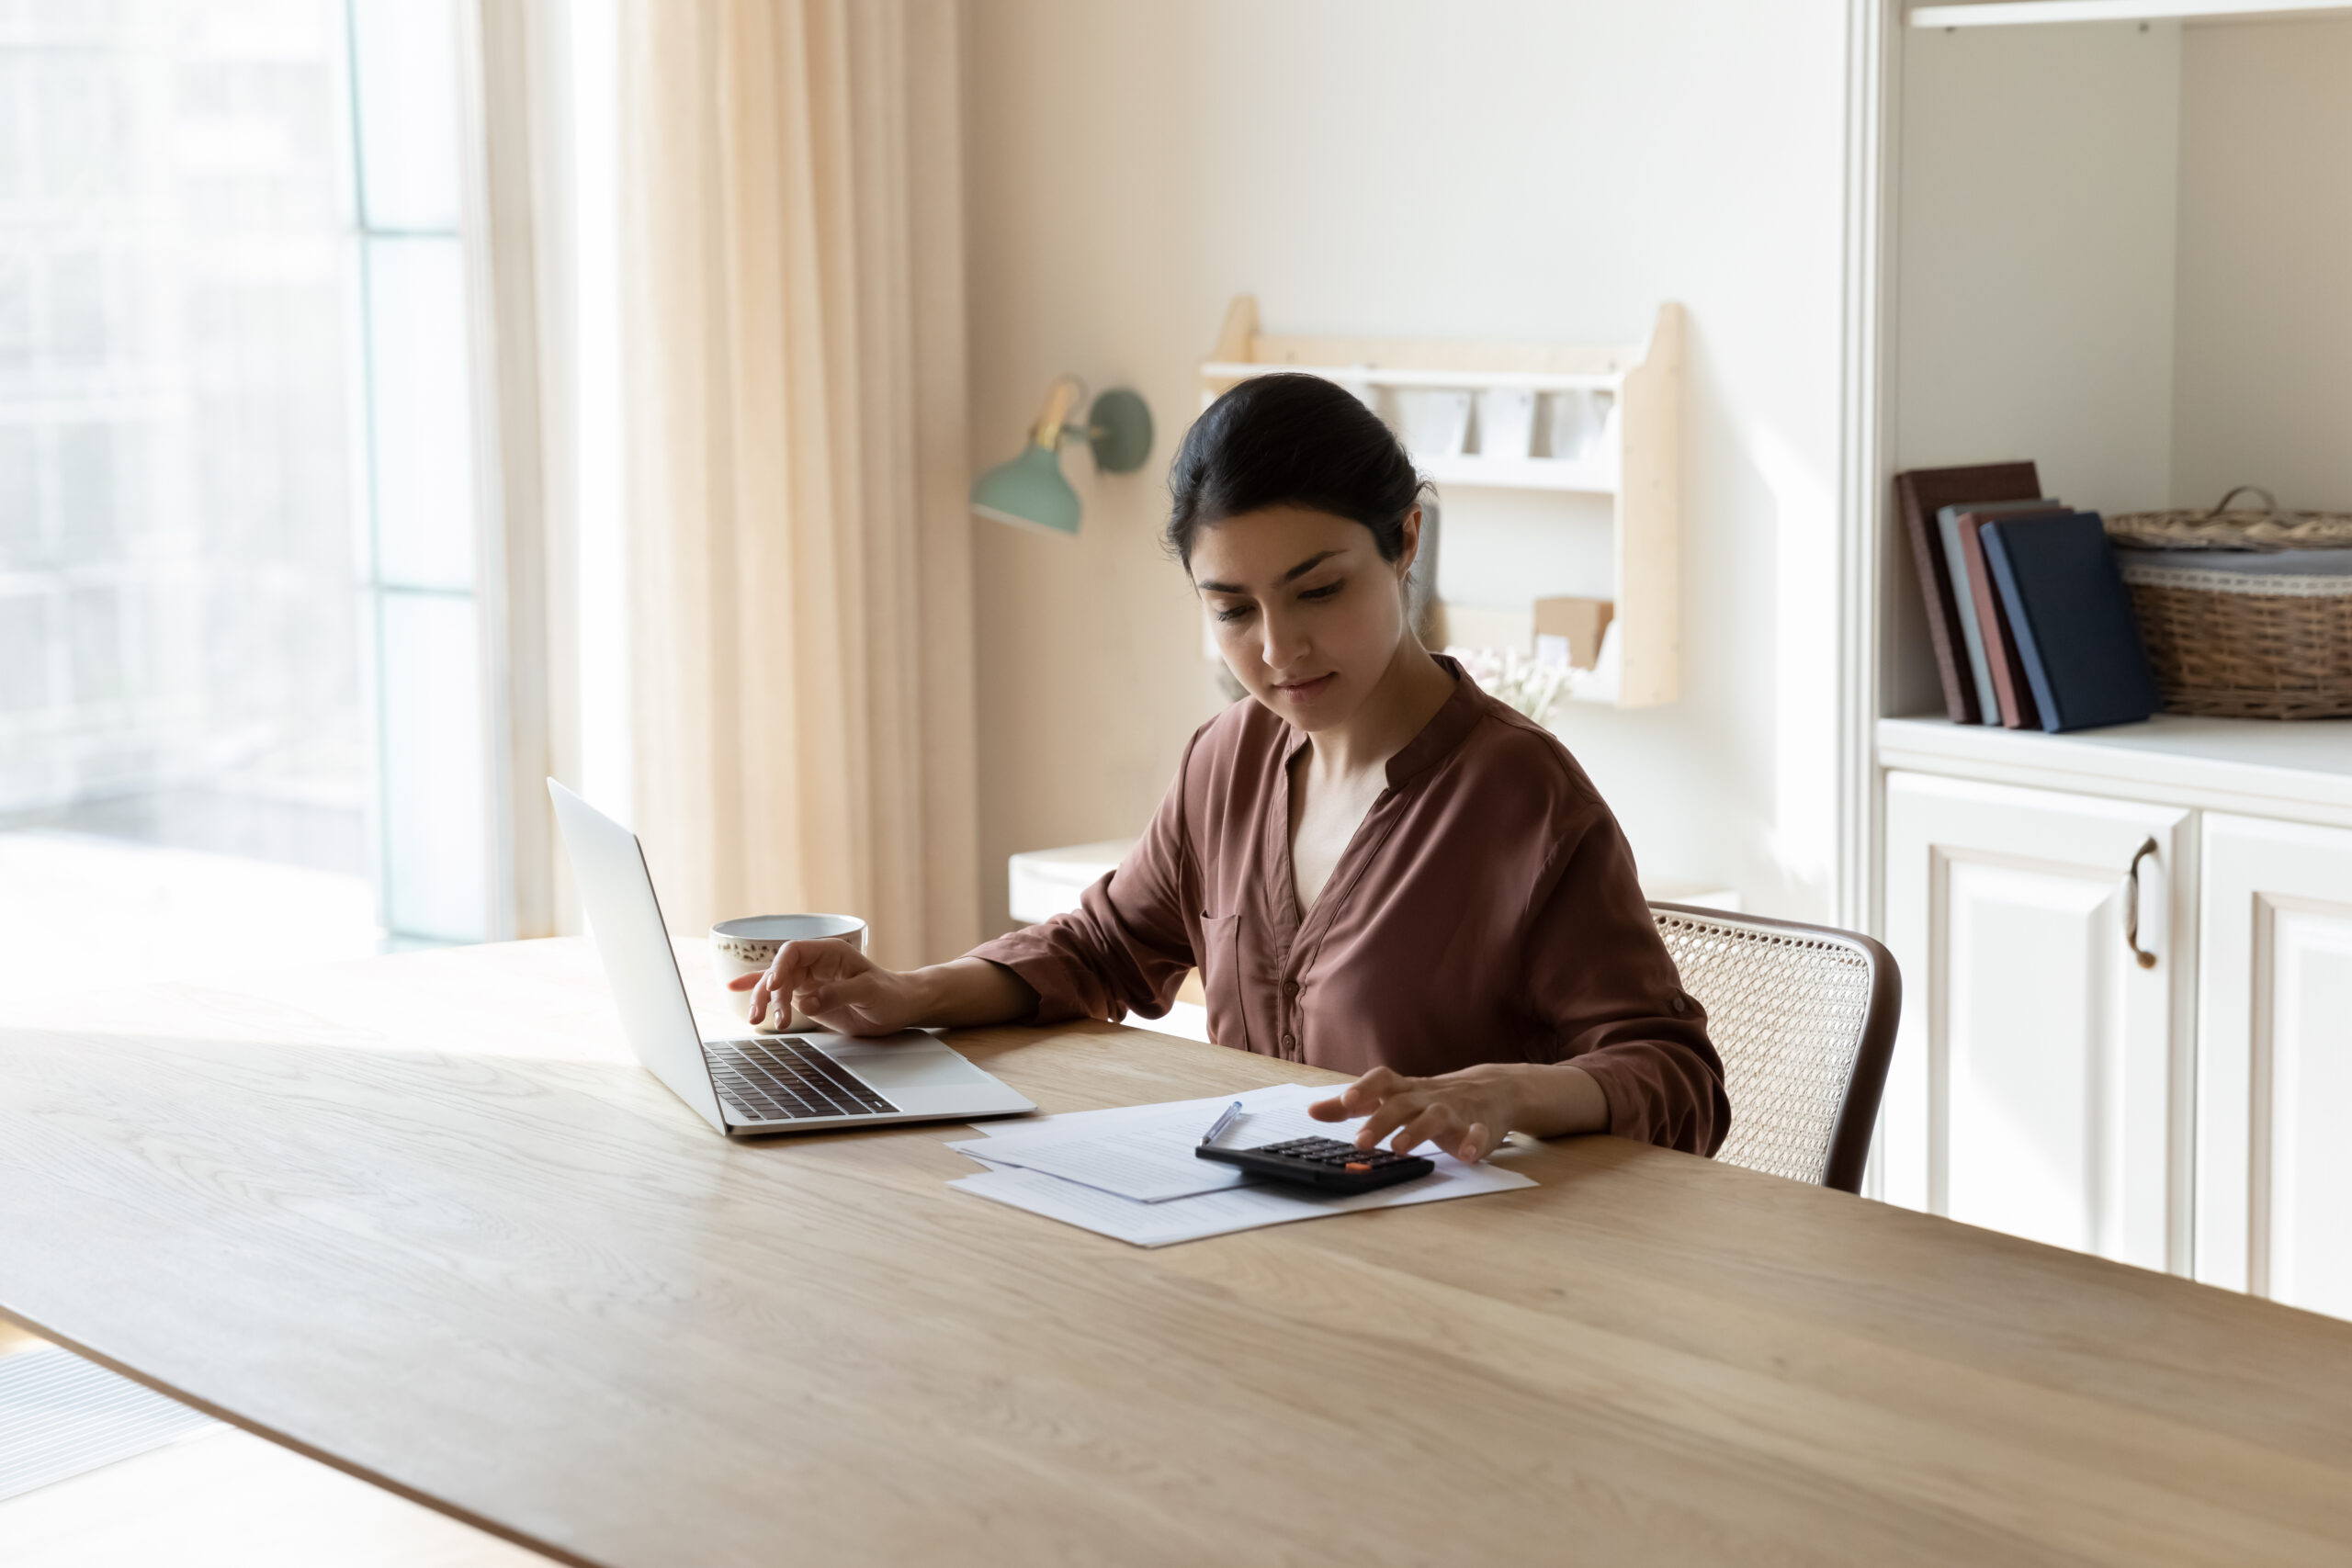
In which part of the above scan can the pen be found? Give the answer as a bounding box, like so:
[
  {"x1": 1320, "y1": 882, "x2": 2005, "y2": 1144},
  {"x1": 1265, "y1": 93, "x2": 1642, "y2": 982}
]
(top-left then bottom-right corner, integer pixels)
[{"x1": 1199, "y1": 1099, "x2": 1244, "y2": 1146}]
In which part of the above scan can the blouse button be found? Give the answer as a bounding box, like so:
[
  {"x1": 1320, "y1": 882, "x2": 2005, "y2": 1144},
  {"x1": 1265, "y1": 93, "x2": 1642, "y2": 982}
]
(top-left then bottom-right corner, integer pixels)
[
  {"x1": 1280, "y1": 1031, "x2": 1296, "y2": 1052},
  {"x1": 1283, "y1": 979, "x2": 1299, "y2": 998}
]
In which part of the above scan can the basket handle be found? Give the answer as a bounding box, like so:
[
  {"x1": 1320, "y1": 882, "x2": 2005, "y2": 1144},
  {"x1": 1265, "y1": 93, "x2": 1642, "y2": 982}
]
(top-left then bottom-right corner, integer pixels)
[{"x1": 2209, "y1": 484, "x2": 2288, "y2": 521}]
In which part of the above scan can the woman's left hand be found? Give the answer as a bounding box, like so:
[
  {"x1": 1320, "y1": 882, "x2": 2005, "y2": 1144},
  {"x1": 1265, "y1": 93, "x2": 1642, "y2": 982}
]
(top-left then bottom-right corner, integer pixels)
[{"x1": 1306, "y1": 1064, "x2": 1522, "y2": 1164}]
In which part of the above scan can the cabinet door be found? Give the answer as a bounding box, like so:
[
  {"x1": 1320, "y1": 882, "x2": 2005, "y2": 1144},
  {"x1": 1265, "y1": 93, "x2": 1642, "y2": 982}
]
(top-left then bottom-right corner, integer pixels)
[
  {"x1": 1883, "y1": 773, "x2": 2194, "y2": 1271},
  {"x1": 2197, "y1": 813, "x2": 2352, "y2": 1319}
]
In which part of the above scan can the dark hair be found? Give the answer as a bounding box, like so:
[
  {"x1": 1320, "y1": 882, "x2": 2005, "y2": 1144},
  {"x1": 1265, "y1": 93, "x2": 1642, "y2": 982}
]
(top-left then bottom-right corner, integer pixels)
[{"x1": 1162, "y1": 374, "x2": 1429, "y2": 570}]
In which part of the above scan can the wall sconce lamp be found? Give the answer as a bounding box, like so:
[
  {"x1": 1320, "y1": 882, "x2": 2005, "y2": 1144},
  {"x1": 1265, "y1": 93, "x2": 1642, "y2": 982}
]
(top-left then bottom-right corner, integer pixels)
[{"x1": 969, "y1": 376, "x2": 1153, "y2": 537}]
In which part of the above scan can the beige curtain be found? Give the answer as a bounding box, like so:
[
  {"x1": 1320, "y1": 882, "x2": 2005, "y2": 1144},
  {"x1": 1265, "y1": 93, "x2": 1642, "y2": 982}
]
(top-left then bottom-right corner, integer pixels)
[{"x1": 616, "y1": 0, "x2": 979, "y2": 966}]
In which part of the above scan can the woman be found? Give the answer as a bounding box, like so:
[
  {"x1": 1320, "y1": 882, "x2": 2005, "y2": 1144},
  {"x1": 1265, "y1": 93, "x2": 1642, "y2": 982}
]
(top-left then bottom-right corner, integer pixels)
[{"x1": 746, "y1": 374, "x2": 1728, "y2": 1161}]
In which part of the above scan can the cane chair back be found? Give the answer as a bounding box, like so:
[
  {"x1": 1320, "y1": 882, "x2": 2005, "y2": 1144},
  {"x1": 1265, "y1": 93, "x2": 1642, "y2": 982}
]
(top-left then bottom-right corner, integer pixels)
[{"x1": 1649, "y1": 903, "x2": 1900, "y2": 1194}]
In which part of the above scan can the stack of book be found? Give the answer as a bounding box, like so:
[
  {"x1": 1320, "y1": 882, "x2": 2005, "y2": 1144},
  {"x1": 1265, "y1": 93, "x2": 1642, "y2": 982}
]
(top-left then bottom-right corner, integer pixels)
[{"x1": 1895, "y1": 462, "x2": 2162, "y2": 733}]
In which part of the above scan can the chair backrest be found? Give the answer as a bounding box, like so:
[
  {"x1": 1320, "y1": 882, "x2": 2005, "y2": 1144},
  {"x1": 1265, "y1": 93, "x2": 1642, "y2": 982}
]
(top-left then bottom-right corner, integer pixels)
[{"x1": 1649, "y1": 902, "x2": 1900, "y2": 1194}]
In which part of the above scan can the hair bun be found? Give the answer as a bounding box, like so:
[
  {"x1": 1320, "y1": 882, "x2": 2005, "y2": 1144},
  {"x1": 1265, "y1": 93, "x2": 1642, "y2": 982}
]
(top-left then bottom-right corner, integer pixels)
[{"x1": 1164, "y1": 374, "x2": 1428, "y2": 569}]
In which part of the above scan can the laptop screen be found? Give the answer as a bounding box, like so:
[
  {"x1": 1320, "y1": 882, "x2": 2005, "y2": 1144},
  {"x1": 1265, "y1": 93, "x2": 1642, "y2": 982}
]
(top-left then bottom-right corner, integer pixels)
[{"x1": 547, "y1": 780, "x2": 729, "y2": 1133}]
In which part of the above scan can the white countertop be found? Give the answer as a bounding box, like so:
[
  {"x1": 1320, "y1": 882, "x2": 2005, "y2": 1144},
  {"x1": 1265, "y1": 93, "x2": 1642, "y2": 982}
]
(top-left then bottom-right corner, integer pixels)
[{"x1": 1878, "y1": 714, "x2": 2352, "y2": 825}]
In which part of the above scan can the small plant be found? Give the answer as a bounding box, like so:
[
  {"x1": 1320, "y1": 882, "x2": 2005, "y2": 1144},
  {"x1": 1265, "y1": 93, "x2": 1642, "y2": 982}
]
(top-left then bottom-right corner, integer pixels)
[{"x1": 1447, "y1": 645, "x2": 1574, "y2": 723}]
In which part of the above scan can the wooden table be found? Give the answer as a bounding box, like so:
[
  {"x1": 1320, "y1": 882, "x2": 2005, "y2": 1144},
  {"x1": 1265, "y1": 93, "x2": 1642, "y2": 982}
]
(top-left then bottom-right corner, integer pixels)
[{"x1": 3, "y1": 940, "x2": 2348, "y2": 1566}]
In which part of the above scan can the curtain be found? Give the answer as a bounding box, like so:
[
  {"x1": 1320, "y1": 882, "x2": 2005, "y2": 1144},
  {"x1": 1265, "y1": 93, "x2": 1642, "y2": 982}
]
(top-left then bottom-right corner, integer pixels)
[{"x1": 616, "y1": 0, "x2": 979, "y2": 966}]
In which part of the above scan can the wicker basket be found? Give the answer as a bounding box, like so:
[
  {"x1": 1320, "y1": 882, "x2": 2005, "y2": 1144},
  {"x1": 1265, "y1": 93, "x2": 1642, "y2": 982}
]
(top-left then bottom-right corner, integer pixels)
[{"x1": 2107, "y1": 487, "x2": 2352, "y2": 720}]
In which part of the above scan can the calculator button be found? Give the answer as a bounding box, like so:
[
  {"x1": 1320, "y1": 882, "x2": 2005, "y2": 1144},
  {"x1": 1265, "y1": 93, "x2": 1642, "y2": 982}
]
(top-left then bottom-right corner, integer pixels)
[{"x1": 1345, "y1": 1162, "x2": 1371, "y2": 1173}]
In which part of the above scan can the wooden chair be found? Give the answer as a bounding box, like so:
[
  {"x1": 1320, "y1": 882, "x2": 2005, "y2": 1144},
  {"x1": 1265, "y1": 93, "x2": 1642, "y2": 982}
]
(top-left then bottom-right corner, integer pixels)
[{"x1": 1649, "y1": 903, "x2": 1900, "y2": 1195}]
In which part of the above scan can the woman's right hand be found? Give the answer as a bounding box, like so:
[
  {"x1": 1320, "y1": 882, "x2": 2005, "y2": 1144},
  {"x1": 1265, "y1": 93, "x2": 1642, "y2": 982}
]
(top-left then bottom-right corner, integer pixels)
[{"x1": 734, "y1": 939, "x2": 926, "y2": 1037}]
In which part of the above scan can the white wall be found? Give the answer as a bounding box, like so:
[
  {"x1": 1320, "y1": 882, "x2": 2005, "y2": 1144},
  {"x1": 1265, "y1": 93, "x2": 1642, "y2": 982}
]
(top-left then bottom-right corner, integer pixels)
[
  {"x1": 1895, "y1": 22, "x2": 2183, "y2": 509},
  {"x1": 963, "y1": 0, "x2": 1851, "y2": 929},
  {"x1": 2173, "y1": 17, "x2": 2352, "y2": 515}
]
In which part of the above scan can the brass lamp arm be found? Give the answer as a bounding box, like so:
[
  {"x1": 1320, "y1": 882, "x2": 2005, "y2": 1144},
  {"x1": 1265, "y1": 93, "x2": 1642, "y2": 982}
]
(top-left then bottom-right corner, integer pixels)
[{"x1": 1027, "y1": 376, "x2": 1086, "y2": 449}]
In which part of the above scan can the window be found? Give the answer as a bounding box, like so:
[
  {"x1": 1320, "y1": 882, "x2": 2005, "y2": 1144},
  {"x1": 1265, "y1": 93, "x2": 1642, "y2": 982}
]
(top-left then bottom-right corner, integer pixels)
[
  {"x1": 0, "y1": 0, "x2": 494, "y2": 995},
  {"x1": 345, "y1": 0, "x2": 490, "y2": 944}
]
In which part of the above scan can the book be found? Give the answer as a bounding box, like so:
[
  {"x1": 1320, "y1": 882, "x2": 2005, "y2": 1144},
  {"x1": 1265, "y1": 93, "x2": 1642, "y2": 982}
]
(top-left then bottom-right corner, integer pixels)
[
  {"x1": 1955, "y1": 504, "x2": 2068, "y2": 728},
  {"x1": 1938, "y1": 499, "x2": 2060, "y2": 725},
  {"x1": 1980, "y1": 513, "x2": 2161, "y2": 733},
  {"x1": 1894, "y1": 463, "x2": 2043, "y2": 723}
]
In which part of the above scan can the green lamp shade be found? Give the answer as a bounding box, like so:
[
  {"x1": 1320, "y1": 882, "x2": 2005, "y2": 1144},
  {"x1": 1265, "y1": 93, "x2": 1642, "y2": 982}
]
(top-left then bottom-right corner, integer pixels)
[{"x1": 969, "y1": 444, "x2": 1080, "y2": 536}]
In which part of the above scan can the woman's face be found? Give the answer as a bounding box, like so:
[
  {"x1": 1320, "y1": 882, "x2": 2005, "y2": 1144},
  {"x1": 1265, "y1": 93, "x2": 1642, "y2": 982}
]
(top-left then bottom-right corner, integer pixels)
[{"x1": 1189, "y1": 504, "x2": 1420, "y2": 732}]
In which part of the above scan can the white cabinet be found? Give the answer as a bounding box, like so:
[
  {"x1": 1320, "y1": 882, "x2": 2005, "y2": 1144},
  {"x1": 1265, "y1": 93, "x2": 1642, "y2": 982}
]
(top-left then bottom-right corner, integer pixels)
[
  {"x1": 1877, "y1": 718, "x2": 2352, "y2": 1318},
  {"x1": 2196, "y1": 813, "x2": 2352, "y2": 1320},
  {"x1": 1882, "y1": 772, "x2": 2193, "y2": 1272}
]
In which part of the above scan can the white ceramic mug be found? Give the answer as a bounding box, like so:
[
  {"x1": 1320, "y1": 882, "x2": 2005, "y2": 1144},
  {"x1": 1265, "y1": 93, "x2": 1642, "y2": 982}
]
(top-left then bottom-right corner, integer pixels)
[{"x1": 709, "y1": 913, "x2": 868, "y2": 1032}]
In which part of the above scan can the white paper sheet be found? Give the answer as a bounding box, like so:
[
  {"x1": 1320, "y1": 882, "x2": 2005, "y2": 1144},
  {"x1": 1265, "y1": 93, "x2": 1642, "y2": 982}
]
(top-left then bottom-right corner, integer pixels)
[
  {"x1": 945, "y1": 1081, "x2": 1400, "y2": 1202},
  {"x1": 948, "y1": 1151, "x2": 1535, "y2": 1247},
  {"x1": 944, "y1": 1133, "x2": 1253, "y2": 1201},
  {"x1": 967, "y1": 1087, "x2": 1286, "y2": 1140}
]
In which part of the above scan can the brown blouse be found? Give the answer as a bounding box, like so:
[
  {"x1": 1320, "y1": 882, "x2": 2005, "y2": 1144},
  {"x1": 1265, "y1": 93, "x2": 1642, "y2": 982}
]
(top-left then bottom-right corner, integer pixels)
[{"x1": 971, "y1": 660, "x2": 1728, "y2": 1156}]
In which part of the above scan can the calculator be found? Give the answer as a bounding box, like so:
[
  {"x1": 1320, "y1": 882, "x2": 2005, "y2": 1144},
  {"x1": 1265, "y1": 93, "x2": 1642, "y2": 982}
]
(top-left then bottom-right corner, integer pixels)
[{"x1": 1195, "y1": 1135, "x2": 1435, "y2": 1194}]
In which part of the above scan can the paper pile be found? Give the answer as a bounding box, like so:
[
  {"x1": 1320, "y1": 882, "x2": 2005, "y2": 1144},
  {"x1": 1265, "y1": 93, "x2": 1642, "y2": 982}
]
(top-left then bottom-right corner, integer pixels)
[{"x1": 946, "y1": 1082, "x2": 1535, "y2": 1247}]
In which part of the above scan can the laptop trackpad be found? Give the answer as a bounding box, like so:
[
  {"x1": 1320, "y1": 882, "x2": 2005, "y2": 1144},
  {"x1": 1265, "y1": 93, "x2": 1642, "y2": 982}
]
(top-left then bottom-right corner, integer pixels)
[{"x1": 822, "y1": 1037, "x2": 985, "y2": 1095}]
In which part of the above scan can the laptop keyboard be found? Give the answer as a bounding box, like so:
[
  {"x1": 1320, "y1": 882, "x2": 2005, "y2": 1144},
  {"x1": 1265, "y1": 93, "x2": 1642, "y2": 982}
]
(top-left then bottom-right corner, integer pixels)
[{"x1": 703, "y1": 1035, "x2": 899, "y2": 1123}]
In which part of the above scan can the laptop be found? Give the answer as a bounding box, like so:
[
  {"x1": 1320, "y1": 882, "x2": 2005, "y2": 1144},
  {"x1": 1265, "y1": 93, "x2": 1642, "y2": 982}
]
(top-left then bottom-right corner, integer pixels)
[{"x1": 548, "y1": 780, "x2": 1036, "y2": 1137}]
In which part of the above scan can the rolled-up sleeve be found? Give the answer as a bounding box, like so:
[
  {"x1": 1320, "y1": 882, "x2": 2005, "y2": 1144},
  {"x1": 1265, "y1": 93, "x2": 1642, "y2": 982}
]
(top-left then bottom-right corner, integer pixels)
[
  {"x1": 1525, "y1": 812, "x2": 1729, "y2": 1156},
  {"x1": 967, "y1": 733, "x2": 1203, "y2": 1026}
]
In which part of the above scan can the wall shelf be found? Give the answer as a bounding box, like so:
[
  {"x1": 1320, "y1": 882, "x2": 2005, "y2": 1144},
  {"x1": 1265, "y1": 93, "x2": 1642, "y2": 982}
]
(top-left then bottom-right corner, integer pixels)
[
  {"x1": 1198, "y1": 297, "x2": 1684, "y2": 708},
  {"x1": 1910, "y1": 1, "x2": 2352, "y2": 28},
  {"x1": 1414, "y1": 453, "x2": 1620, "y2": 495}
]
